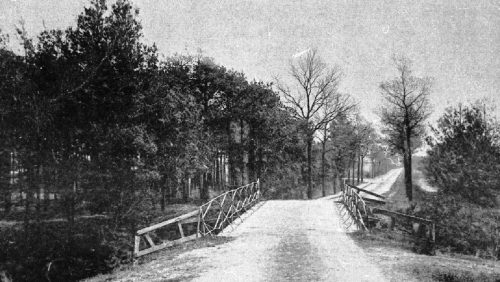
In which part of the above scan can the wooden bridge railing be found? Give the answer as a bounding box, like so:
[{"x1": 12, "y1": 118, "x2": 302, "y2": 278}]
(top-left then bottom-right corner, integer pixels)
[
  {"x1": 199, "y1": 180, "x2": 260, "y2": 236},
  {"x1": 340, "y1": 181, "x2": 369, "y2": 230},
  {"x1": 134, "y1": 180, "x2": 260, "y2": 258},
  {"x1": 339, "y1": 181, "x2": 436, "y2": 248},
  {"x1": 134, "y1": 210, "x2": 200, "y2": 258},
  {"x1": 372, "y1": 208, "x2": 436, "y2": 244}
]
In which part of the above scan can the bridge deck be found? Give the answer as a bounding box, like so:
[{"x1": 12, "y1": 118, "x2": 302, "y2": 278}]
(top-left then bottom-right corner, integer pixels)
[{"x1": 191, "y1": 199, "x2": 386, "y2": 281}]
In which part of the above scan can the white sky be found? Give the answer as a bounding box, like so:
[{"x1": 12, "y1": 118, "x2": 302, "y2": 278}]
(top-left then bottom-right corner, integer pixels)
[{"x1": 1, "y1": 0, "x2": 499, "y2": 124}]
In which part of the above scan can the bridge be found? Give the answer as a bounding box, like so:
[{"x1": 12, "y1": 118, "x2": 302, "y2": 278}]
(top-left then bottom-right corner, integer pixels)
[
  {"x1": 189, "y1": 199, "x2": 386, "y2": 281},
  {"x1": 125, "y1": 169, "x2": 435, "y2": 282}
]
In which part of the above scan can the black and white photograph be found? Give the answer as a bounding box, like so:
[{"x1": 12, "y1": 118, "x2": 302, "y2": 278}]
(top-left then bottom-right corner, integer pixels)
[{"x1": 0, "y1": 0, "x2": 499, "y2": 281}]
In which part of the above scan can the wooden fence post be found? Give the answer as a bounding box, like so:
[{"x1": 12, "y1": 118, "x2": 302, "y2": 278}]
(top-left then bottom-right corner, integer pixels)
[{"x1": 133, "y1": 234, "x2": 140, "y2": 263}]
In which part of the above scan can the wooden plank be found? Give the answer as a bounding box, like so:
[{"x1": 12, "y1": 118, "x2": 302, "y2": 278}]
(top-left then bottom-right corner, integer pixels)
[
  {"x1": 137, "y1": 241, "x2": 174, "y2": 257},
  {"x1": 372, "y1": 208, "x2": 433, "y2": 224},
  {"x1": 178, "y1": 222, "x2": 185, "y2": 238},
  {"x1": 347, "y1": 184, "x2": 386, "y2": 199},
  {"x1": 176, "y1": 234, "x2": 196, "y2": 244},
  {"x1": 136, "y1": 233, "x2": 198, "y2": 257},
  {"x1": 180, "y1": 217, "x2": 199, "y2": 224},
  {"x1": 137, "y1": 210, "x2": 199, "y2": 235},
  {"x1": 197, "y1": 208, "x2": 201, "y2": 237},
  {"x1": 134, "y1": 235, "x2": 141, "y2": 258},
  {"x1": 361, "y1": 197, "x2": 386, "y2": 205},
  {"x1": 145, "y1": 234, "x2": 155, "y2": 247},
  {"x1": 213, "y1": 194, "x2": 228, "y2": 228},
  {"x1": 202, "y1": 201, "x2": 213, "y2": 218}
]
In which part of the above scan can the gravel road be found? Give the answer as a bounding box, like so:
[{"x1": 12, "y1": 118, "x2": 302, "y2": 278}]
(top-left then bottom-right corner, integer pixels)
[
  {"x1": 190, "y1": 199, "x2": 386, "y2": 281},
  {"x1": 358, "y1": 168, "x2": 403, "y2": 196}
]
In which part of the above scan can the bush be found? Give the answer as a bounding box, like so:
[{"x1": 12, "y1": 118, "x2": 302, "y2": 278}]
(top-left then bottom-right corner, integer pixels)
[
  {"x1": 429, "y1": 268, "x2": 500, "y2": 282},
  {"x1": 412, "y1": 193, "x2": 500, "y2": 259},
  {"x1": 419, "y1": 103, "x2": 500, "y2": 258},
  {"x1": 0, "y1": 220, "x2": 131, "y2": 282},
  {"x1": 425, "y1": 103, "x2": 500, "y2": 207}
]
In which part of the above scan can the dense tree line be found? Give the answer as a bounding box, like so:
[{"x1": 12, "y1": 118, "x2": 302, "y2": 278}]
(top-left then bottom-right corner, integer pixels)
[
  {"x1": 0, "y1": 1, "x2": 387, "y2": 280},
  {"x1": 0, "y1": 1, "x2": 308, "y2": 280},
  {"x1": 0, "y1": 1, "x2": 302, "y2": 216}
]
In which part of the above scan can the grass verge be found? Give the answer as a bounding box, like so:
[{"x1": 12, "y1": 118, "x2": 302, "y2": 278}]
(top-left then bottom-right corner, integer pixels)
[
  {"x1": 85, "y1": 236, "x2": 234, "y2": 282},
  {"x1": 350, "y1": 230, "x2": 500, "y2": 282}
]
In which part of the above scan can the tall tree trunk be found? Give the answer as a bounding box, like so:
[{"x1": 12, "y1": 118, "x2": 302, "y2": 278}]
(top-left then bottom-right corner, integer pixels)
[
  {"x1": 351, "y1": 154, "x2": 355, "y2": 185},
  {"x1": 371, "y1": 158, "x2": 375, "y2": 178},
  {"x1": 361, "y1": 155, "x2": 364, "y2": 182},
  {"x1": 67, "y1": 178, "x2": 77, "y2": 243},
  {"x1": 215, "y1": 153, "x2": 219, "y2": 190},
  {"x1": 227, "y1": 121, "x2": 234, "y2": 187},
  {"x1": 3, "y1": 189, "x2": 11, "y2": 215},
  {"x1": 321, "y1": 140, "x2": 326, "y2": 197},
  {"x1": 181, "y1": 178, "x2": 188, "y2": 201},
  {"x1": 240, "y1": 119, "x2": 249, "y2": 185},
  {"x1": 306, "y1": 137, "x2": 313, "y2": 199},
  {"x1": 349, "y1": 157, "x2": 352, "y2": 185},
  {"x1": 200, "y1": 173, "x2": 209, "y2": 201},
  {"x1": 357, "y1": 151, "x2": 361, "y2": 184},
  {"x1": 248, "y1": 133, "x2": 256, "y2": 183},
  {"x1": 256, "y1": 148, "x2": 262, "y2": 181},
  {"x1": 332, "y1": 171, "x2": 337, "y2": 194},
  {"x1": 3, "y1": 152, "x2": 12, "y2": 214},
  {"x1": 221, "y1": 154, "x2": 226, "y2": 190},
  {"x1": 218, "y1": 155, "x2": 222, "y2": 191},
  {"x1": 404, "y1": 126, "x2": 413, "y2": 201},
  {"x1": 160, "y1": 179, "x2": 166, "y2": 211},
  {"x1": 36, "y1": 164, "x2": 42, "y2": 214},
  {"x1": 23, "y1": 167, "x2": 32, "y2": 237}
]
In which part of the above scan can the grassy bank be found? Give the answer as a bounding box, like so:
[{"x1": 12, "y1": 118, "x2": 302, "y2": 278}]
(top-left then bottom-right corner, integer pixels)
[
  {"x1": 85, "y1": 236, "x2": 234, "y2": 282},
  {"x1": 0, "y1": 202, "x2": 200, "y2": 282},
  {"x1": 350, "y1": 230, "x2": 500, "y2": 282},
  {"x1": 352, "y1": 156, "x2": 500, "y2": 281}
]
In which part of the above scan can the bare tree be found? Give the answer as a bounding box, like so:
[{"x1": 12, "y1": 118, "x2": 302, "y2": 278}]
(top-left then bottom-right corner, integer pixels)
[
  {"x1": 276, "y1": 49, "x2": 354, "y2": 199},
  {"x1": 379, "y1": 55, "x2": 432, "y2": 201},
  {"x1": 352, "y1": 116, "x2": 375, "y2": 184}
]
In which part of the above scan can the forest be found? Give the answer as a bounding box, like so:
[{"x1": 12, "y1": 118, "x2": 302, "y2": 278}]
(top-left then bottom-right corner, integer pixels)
[
  {"x1": 0, "y1": 0, "x2": 499, "y2": 281},
  {"x1": 0, "y1": 1, "x2": 389, "y2": 281}
]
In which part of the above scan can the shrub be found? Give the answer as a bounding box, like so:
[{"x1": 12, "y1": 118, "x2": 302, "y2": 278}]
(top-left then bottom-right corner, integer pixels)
[
  {"x1": 0, "y1": 220, "x2": 131, "y2": 282},
  {"x1": 425, "y1": 103, "x2": 500, "y2": 207},
  {"x1": 412, "y1": 193, "x2": 500, "y2": 259}
]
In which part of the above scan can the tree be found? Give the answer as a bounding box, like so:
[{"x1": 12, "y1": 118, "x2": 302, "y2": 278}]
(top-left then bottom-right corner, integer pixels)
[
  {"x1": 317, "y1": 95, "x2": 356, "y2": 196},
  {"x1": 0, "y1": 32, "x2": 28, "y2": 215},
  {"x1": 353, "y1": 117, "x2": 376, "y2": 183},
  {"x1": 0, "y1": 1, "x2": 318, "y2": 280},
  {"x1": 379, "y1": 55, "x2": 432, "y2": 201},
  {"x1": 24, "y1": 0, "x2": 161, "y2": 240},
  {"x1": 426, "y1": 103, "x2": 500, "y2": 206},
  {"x1": 329, "y1": 113, "x2": 356, "y2": 191},
  {"x1": 418, "y1": 102, "x2": 500, "y2": 258},
  {"x1": 276, "y1": 49, "x2": 353, "y2": 199}
]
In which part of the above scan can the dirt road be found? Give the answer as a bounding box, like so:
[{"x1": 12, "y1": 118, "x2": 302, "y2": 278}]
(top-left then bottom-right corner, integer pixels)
[
  {"x1": 188, "y1": 199, "x2": 386, "y2": 281},
  {"x1": 358, "y1": 168, "x2": 403, "y2": 196},
  {"x1": 103, "y1": 198, "x2": 386, "y2": 281}
]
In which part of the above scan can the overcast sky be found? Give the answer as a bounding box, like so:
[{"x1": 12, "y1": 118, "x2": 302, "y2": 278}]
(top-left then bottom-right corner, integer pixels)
[{"x1": 1, "y1": 0, "x2": 499, "y2": 124}]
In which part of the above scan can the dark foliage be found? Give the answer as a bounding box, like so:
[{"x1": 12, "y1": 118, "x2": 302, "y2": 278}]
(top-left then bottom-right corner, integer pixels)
[
  {"x1": 420, "y1": 103, "x2": 500, "y2": 258},
  {"x1": 426, "y1": 104, "x2": 500, "y2": 206},
  {"x1": 0, "y1": 1, "x2": 310, "y2": 280},
  {"x1": 0, "y1": 220, "x2": 129, "y2": 282}
]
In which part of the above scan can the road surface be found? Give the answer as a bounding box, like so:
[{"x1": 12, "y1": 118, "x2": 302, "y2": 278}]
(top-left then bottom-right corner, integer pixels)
[
  {"x1": 357, "y1": 168, "x2": 403, "y2": 196},
  {"x1": 188, "y1": 199, "x2": 386, "y2": 281}
]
